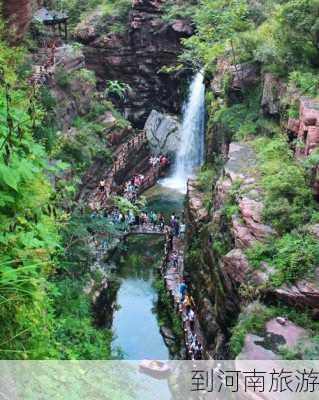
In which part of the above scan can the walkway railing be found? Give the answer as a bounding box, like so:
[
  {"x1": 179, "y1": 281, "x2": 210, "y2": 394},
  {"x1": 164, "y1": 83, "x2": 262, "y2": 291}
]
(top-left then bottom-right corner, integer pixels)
[
  {"x1": 89, "y1": 130, "x2": 151, "y2": 210},
  {"x1": 29, "y1": 40, "x2": 58, "y2": 86}
]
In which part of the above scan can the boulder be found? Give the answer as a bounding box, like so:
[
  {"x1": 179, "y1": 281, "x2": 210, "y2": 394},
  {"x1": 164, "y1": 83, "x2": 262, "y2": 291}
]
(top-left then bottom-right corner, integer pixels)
[
  {"x1": 210, "y1": 60, "x2": 259, "y2": 98},
  {"x1": 73, "y1": 9, "x2": 103, "y2": 42},
  {"x1": 274, "y1": 268, "x2": 319, "y2": 309},
  {"x1": 266, "y1": 318, "x2": 307, "y2": 348},
  {"x1": 222, "y1": 249, "x2": 250, "y2": 285},
  {"x1": 236, "y1": 333, "x2": 279, "y2": 360},
  {"x1": 99, "y1": 111, "x2": 117, "y2": 130},
  {"x1": 144, "y1": 110, "x2": 180, "y2": 155},
  {"x1": 231, "y1": 63, "x2": 259, "y2": 92},
  {"x1": 54, "y1": 45, "x2": 85, "y2": 73},
  {"x1": 261, "y1": 73, "x2": 287, "y2": 117},
  {"x1": 238, "y1": 197, "x2": 274, "y2": 241},
  {"x1": 171, "y1": 19, "x2": 193, "y2": 36},
  {"x1": 287, "y1": 118, "x2": 300, "y2": 135},
  {"x1": 231, "y1": 215, "x2": 256, "y2": 248},
  {"x1": 309, "y1": 224, "x2": 319, "y2": 239}
]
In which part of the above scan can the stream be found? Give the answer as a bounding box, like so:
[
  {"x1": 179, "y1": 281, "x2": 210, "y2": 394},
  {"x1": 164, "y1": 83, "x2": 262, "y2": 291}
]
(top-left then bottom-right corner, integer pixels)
[{"x1": 109, "y1": 72, "x2": 205, "y2": 361}]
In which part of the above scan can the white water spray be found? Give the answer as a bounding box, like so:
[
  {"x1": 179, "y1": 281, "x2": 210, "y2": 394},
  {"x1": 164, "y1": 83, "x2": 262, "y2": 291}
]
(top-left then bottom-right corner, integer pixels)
[{"x1": 161, "y1": 72, "x2": 205, "y2": 193}]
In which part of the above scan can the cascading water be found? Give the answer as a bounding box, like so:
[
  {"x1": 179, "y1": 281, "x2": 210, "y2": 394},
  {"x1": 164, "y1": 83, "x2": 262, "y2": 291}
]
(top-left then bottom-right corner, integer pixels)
[{"x1": 162, "y1": 72, "x2": 205, "y2": 193}]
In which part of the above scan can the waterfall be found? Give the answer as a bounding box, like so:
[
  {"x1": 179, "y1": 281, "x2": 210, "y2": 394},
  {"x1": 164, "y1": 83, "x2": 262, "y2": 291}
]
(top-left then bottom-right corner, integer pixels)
[{"x1": 162, "y1": 72, "x2": 205, "y2": 193}]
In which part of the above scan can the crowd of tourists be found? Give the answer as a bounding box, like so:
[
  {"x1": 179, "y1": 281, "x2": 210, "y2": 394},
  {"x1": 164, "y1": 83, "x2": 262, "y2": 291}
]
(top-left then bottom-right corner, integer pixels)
[
  {"x1": 149, "y1": 154, "x2": 169, "y2": 169},
  {"x1": 161, "y1": 214, "x2": 203, "y2": 360},
  {"x1": 122, "y1": 155, "x2": 170, "y2": 203},
  {"x1": 91, "y1": 207, "x2": 186, "y2": 236},
  {"x1": 123, "y1": 174, "x2": 145, "y2": 203},
  {"x1": 178, "y1": 278, "x2": 203, "y2": 360},
  {"x1": 94, "y1": 154, "x2": 170, "y2": 209}
]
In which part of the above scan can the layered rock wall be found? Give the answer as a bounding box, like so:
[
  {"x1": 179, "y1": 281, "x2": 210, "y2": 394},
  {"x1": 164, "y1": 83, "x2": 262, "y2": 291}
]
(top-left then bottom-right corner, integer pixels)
[
  {"x1": 2, "y1": 0, "x2": 40, "y2": 43},
  {"x1": 74, "y1": 0, "x2": 192, "y2": 126}
]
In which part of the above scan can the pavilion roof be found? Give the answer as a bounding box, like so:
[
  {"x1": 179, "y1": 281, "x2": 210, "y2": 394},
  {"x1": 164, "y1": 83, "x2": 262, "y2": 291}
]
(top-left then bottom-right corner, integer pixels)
[{"x1": 33, "y1": 7, "x2": 68, "y2": 24}]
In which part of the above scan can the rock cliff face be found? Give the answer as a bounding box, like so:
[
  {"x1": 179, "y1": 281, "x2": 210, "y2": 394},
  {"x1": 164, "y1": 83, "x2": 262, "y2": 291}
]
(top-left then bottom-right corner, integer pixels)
[
  {"x1": 2, "y1": 0, "x2": 38, "y2": 42},
  {"x1": 74, "y1": 0, "x2": 192, "y2": 127},
  {"x1": 185, "y1": 142, "x2": 270, "y2": 357},
  {"x1": 185, "y1": 141, "x2": 319, "y2": 357},
  {"x1": 288, "y1": 97, "x2": 319, "y2": 157}
]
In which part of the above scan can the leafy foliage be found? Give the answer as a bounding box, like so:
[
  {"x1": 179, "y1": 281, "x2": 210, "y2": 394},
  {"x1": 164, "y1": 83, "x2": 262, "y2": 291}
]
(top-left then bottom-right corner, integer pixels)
[
  {"x1": 246, "y1": 234, "x2": 319, "y2": 287},
  {"x1": 0, "y1": 35, "x2": 59, "y2": 359},
  {"x1": 253, "y1": 136, "x2": 318, "y2": 233},
  {"x1": 105, "y1": 80, "x2": 130, "y2": 100}
]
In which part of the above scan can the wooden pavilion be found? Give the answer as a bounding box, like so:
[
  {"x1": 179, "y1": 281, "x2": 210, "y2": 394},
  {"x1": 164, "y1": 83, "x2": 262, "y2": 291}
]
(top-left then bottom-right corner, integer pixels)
[{"x1": 33, "y1": 7, "x2": 69, "y2": 40}]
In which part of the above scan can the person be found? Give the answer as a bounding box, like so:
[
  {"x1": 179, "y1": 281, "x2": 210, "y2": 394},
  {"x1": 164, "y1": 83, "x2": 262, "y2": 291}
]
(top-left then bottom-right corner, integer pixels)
[
  {"x1": 134, "y1": 175, "x2": 140, "y2": 186},
  {"x1": 139, "y1": 174, "x2": 145, "y2": 185},
  {"x1": 171, "y1": 252, "x2": 178, "y2": 269},
  {"x1": 174, "y1": 218, "x2": 180, "y2": 237},
  {"x1": 128, "y1": 210, "x2": 135, "y2": 225},
  {"x1": 171, "y1": 213, "x2": 176, "y2": 224},
  {"x1": 159, "y1": 214, "x2": 165, "y2": 232},
  {"x1": 195, "y1": 342, "x2": 203, "y2": 360},
  {"x1": 168, "y1": 229, "x2": 174, "y2": 252},
  {"x1": 118, "y1": 212, "x2": 123, "y2": 224},
  {"x1": 183, "y1": 292, "x2": 195, "y2": 310},
  {"x1": 99, "y1": 180, "x2": 106, "y2": 193},
  {"x1": 160, "y1": 154, "x2": 169, "y2": 168},
  {"x1": 150, "y1": 211, "x2": 157, "y2": 230},
  {"x1": 187, "y1": 331, "x2": 196, "y2": 348},
  {"x1": 135, "y1": 213, "x2": 140, "y2": 226},
  {"x1": 179, "y1": 279, "x2": 188, "y2": 301},
  {"x1": 189, "y1": 336, "x2": 199, "y2": 360},
  {"x1": 188, "y1": 308, "x2": 195, "y2": 332}
]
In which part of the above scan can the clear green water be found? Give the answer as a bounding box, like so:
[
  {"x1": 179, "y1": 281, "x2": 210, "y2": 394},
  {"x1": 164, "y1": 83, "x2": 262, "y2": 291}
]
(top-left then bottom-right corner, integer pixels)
[
  {"x1": 143, "y1": 183, "x2": 185, "y2": 220},
  {"x1": 111, "y1": 235, "x2": 169, "y2": 360}
]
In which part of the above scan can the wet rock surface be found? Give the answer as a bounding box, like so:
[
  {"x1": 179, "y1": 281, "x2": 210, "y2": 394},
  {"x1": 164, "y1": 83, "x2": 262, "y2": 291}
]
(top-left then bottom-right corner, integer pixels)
[{"x1": 144, "y1": 110, "x2": 180, "y2": 155}]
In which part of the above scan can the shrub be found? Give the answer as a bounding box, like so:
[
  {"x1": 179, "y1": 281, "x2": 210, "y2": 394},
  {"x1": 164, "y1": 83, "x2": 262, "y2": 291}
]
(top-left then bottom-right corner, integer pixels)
[
  {"x1": 246, "y1": 233, "x2": 319, "y2": 287},
  {"x1": 253, "y1": 137, "x2": 318, "y2": 233},
  {"x1": 75, "y1": 68, "x2": 97, "y2": 86},
  {"x1": 196, "y1": 167, "x2": 215, "y2": 192},
  {"x1": 55, "y1": 68, "x2": 71, "y2": 89},
  {"x1": 289, "y1": 70, "x2": 319, "y2": 97}
]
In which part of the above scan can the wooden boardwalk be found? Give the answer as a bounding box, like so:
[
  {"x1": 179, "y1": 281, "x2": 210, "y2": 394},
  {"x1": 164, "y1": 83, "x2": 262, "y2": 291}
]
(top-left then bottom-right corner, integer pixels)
[
  {"x1": 162, "y1": 234, "x2": 206, "y2": 359},
  {"x1": 125, "y1": 223, "x2": 206, "y2": 359}
]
